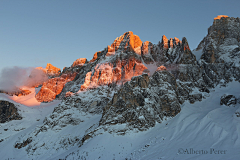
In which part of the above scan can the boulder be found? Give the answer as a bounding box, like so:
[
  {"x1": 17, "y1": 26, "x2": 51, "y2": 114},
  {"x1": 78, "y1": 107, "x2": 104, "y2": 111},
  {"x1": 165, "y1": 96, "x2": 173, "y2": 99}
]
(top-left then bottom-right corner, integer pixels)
[
  {"x1": 0, "y1": 100, "x2": 22, "y2": 123},
  {"x1": 220, "y1": 94, "x2": 237, "y2": 107}
]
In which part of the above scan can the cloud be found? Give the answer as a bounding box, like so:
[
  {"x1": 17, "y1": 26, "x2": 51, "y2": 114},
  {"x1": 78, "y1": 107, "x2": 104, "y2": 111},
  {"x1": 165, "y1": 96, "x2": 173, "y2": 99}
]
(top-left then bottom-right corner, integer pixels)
[{"x1": 0, "y1": 66, "x2": 48, "y2": 92}]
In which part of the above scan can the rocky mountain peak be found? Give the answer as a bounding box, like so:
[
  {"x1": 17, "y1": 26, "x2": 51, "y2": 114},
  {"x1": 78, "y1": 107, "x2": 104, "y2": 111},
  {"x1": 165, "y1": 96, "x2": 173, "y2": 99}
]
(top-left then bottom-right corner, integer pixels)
[
  {"x1": 45, "y1": 63, "x2": 61, "y2": 76},
  {"x1": 161, "y1": 35, "x2": 182, "y2": 50},
  {"x1": 162, "y1": 35, "x2": 169, "y2": 49},
  {"x1": 71, "y1": 58, "x2": 87, "y2": 67},
  {"x1": 181, "y1": 37, "x2": 190, "y2": 51},
  {"x1": 36, "y1": 63, "x2": 61, "y2": 77},
  {"x1": 198, "y1": 16, "x2": 240, "y2": 63},
  {"x1": 106, "y1": 31, "x2": 142, "y2": 56}
]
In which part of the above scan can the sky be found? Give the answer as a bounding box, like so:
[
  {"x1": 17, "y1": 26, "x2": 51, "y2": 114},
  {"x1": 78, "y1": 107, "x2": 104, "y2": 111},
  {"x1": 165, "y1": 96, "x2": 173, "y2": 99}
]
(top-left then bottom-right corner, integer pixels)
[{"x1": 0, "y1": 0, "x2": 240, "y2": 72}]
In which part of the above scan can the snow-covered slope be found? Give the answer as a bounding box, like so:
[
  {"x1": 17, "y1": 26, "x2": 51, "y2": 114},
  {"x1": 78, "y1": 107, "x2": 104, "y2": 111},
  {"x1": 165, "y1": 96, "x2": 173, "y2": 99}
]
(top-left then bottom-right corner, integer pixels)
[{"x1": 1, "y1": 80, "x2": 239, "y2": 159}]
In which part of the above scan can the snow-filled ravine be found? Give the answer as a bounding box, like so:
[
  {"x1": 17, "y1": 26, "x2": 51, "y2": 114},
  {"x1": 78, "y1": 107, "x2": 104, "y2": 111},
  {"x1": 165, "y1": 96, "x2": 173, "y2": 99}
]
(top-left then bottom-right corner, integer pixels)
[{"x1": 0, "y1": 81, "x2": 240, "y2": 160}]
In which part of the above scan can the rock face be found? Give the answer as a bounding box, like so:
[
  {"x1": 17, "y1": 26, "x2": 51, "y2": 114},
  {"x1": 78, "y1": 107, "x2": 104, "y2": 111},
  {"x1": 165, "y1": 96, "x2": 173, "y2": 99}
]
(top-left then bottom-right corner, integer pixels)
[
  {"x1": 71, "y1": 58, "x2": 87, "y2": 67},
  {"x1": 0, "y1": 100, "x2": 22, "y2": 123},
  {"x1": 36, "y1": 63, "x2": 61, "y2": 77},
  {"x1": 157, "y1": 65, "x2": 167, "y2": 71},
  {"x1": 42, "y1": 31, "x2": 199, "y2": 102},
  {"x1": 198, "y1": 16, "x2": 240, "y2": 64},
  {"x1": 35, "y1": 73, "x2": 77, "y2": 102},
  {"x1": 140, "y1": 35, "x2": 196, "y2": 65},
  {"x1": 100, "y1": 70, "x2": 181, "y2": 130},
  {"x1": 45, "y1": 63, "x2": 61, "y2": 77},
  {"x1": 220, "y1": 94, "x2": 237, "y2": 107},
  {"x1": 80, "y1": 56, "x2": 148, "y2": 91},
  {"x1": 106, "y1": 31, "x2": 142, "y2": 56},
  {"x1": 89, "y1": 51, "x2": 102, "y2": 63}
]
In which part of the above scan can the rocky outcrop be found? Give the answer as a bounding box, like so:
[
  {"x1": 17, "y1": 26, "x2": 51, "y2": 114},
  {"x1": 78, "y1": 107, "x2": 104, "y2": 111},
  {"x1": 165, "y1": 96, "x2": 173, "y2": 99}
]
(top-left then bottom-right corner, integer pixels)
[
  {"x1": 15, "y1": 137, "x2": 32, "y2": 149},
  {"x1": 80, "y1": 55, "x2": 147, "y2": 91},
  {"x1": 0, "y1": 100, "x2": 22, "y2": 123},
  {"x1": 45, "y1": 63, "x2": 61, "y2": 77},
  {"x1": 106, "y1": 31, "x2": 142, "y2": 56},
  {"x1": 71, "y1": 58, "x2": 87, "y2": 67},
  {"x1": 100, "y1": 70, "x2": 181, "y2": 131},
  {"x1": 157, "y1": 65, "x2": 167, "y2": 71},
  {"x1": 36, "y1": 63, "x2": 61, "y2": 78},
  {"x1": 35, "y1": 72, "x2": 77, "y2": 102},
  {"x1": 142, "y1": 35, "x2": 196, "y2": 65},
  {"x1": 220, "y1": 94, "x2": 237, "y2": 107},
  {"x1": 198, "y1": 16, "x2": 240, "y2": 63},
  {"x1": 176, "y1": 37, "x2": 196, "y2": 64},
  {"x1": 89, "y1": 51, "x2": 103, "y2": 63},
  {"x1": 141, "y1": 41, "x2": 155, "y2": 64}
]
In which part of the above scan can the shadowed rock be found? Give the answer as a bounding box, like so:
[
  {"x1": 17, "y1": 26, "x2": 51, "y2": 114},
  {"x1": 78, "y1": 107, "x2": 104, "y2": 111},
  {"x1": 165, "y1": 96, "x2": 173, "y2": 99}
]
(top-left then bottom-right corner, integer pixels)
[{"x1": 0, "y1": 100, "x2": 22, "y2": 123}]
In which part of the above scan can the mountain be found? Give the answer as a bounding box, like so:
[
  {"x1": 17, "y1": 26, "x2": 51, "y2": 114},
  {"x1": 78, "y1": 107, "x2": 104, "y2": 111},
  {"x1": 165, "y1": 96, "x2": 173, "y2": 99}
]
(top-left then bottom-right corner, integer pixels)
[{"x1": 0, "y1": 15, "x2": 240, "y2": 160}]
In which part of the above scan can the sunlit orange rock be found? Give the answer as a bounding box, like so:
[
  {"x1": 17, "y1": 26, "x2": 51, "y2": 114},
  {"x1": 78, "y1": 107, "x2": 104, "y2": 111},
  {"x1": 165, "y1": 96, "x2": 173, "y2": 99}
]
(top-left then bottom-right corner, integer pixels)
[
  {"x1": 65, "y1": 91, "x2": 74, "y2": 97},
  {"x1": 36, "y1": 72, "x2": 77, "y2": 102},
  {"x1": 80, "y1": 57, "x2": 148, "y2": 91},
  {"x1": 106, "y1": 31, "x2": 143, "y2": 56},
  {"x1": 184, "y1": 45, "x2": 190, "y2": 51},
  {"x1": 90, "y1": 51, "x2": 101, "y2": 63},
  {"x1": 174, "y1": 37, "x2": 181, "y2": 45},
  {"x1": 157, "y1": 65, "x2": 167, "y2": 71},
  {"x1": 123, "y1": 58, "x2": 148, "y2": 80},
  {"x1": 80, "y1": 72, "x2": 92, "y2": 90},
  {"x1": 142, "y1": 41, "x2": 151, "y2": 55},
  {"x1": 106, "y1": 45, "x2": 115, "y2": 56},
  {"x1": 80, "y1": 63, "x2": 114, "y2": 90},
  {"x1": 113, "y1": 67, "x2": 122, "y2": 82},
  {"x1": 214, "y1": 15, "x2": 228, "y2": 20},
  {"x1": 161, "y1": 36, "x2": 182, "y2": 49},
  {"x1": 141, "y1": 41, "x2": 155, "y2": 64},
  {"x1": 162, "y1": 35, "x2": 169, "y2": 49},
  {"x1": 36, "y1": 63, "x2": 61, "y2": 77},
  {"x1": 45, "y1": 63, "x2": 61, "y2": 76},
  {"x1": 71, "y1": 58, "x2": 87, "y2": 67}
]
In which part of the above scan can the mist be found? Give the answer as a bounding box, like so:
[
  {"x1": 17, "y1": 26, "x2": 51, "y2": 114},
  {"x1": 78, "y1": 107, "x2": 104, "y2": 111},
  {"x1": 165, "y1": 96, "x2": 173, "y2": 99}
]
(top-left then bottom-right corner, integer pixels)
[{"x1": 0, "y1": 66, "x2": 48, "y2": 92}]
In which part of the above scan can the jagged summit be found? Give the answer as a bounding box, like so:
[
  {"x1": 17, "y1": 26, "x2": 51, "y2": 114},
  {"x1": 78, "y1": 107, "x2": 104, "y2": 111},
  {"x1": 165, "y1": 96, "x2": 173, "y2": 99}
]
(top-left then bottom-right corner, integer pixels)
[
  {"x1": 214, "y1": 15, "x2": 228, "y2": 20},
  {"x1": 71, "y1": 58, "x2": 87, "y2": 67},
  {"x1": 36, "y1": 63, "x2": 61, "y2": 77},
  {"x1": 161, "y1": 35, "x2": 181, "y2": 49},
  {"x1": 37, "y1": 31, "x2": 197, "y2": 102},
  {"x1": 106, "y1": 31, "x2": 142, "y2": 56}
]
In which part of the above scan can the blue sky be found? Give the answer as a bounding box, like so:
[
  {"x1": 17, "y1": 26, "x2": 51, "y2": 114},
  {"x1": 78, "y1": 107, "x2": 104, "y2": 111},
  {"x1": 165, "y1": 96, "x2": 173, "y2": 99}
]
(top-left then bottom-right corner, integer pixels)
[{"x1": 0, "y1": 0, "x2": 240, "y2": 71}]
